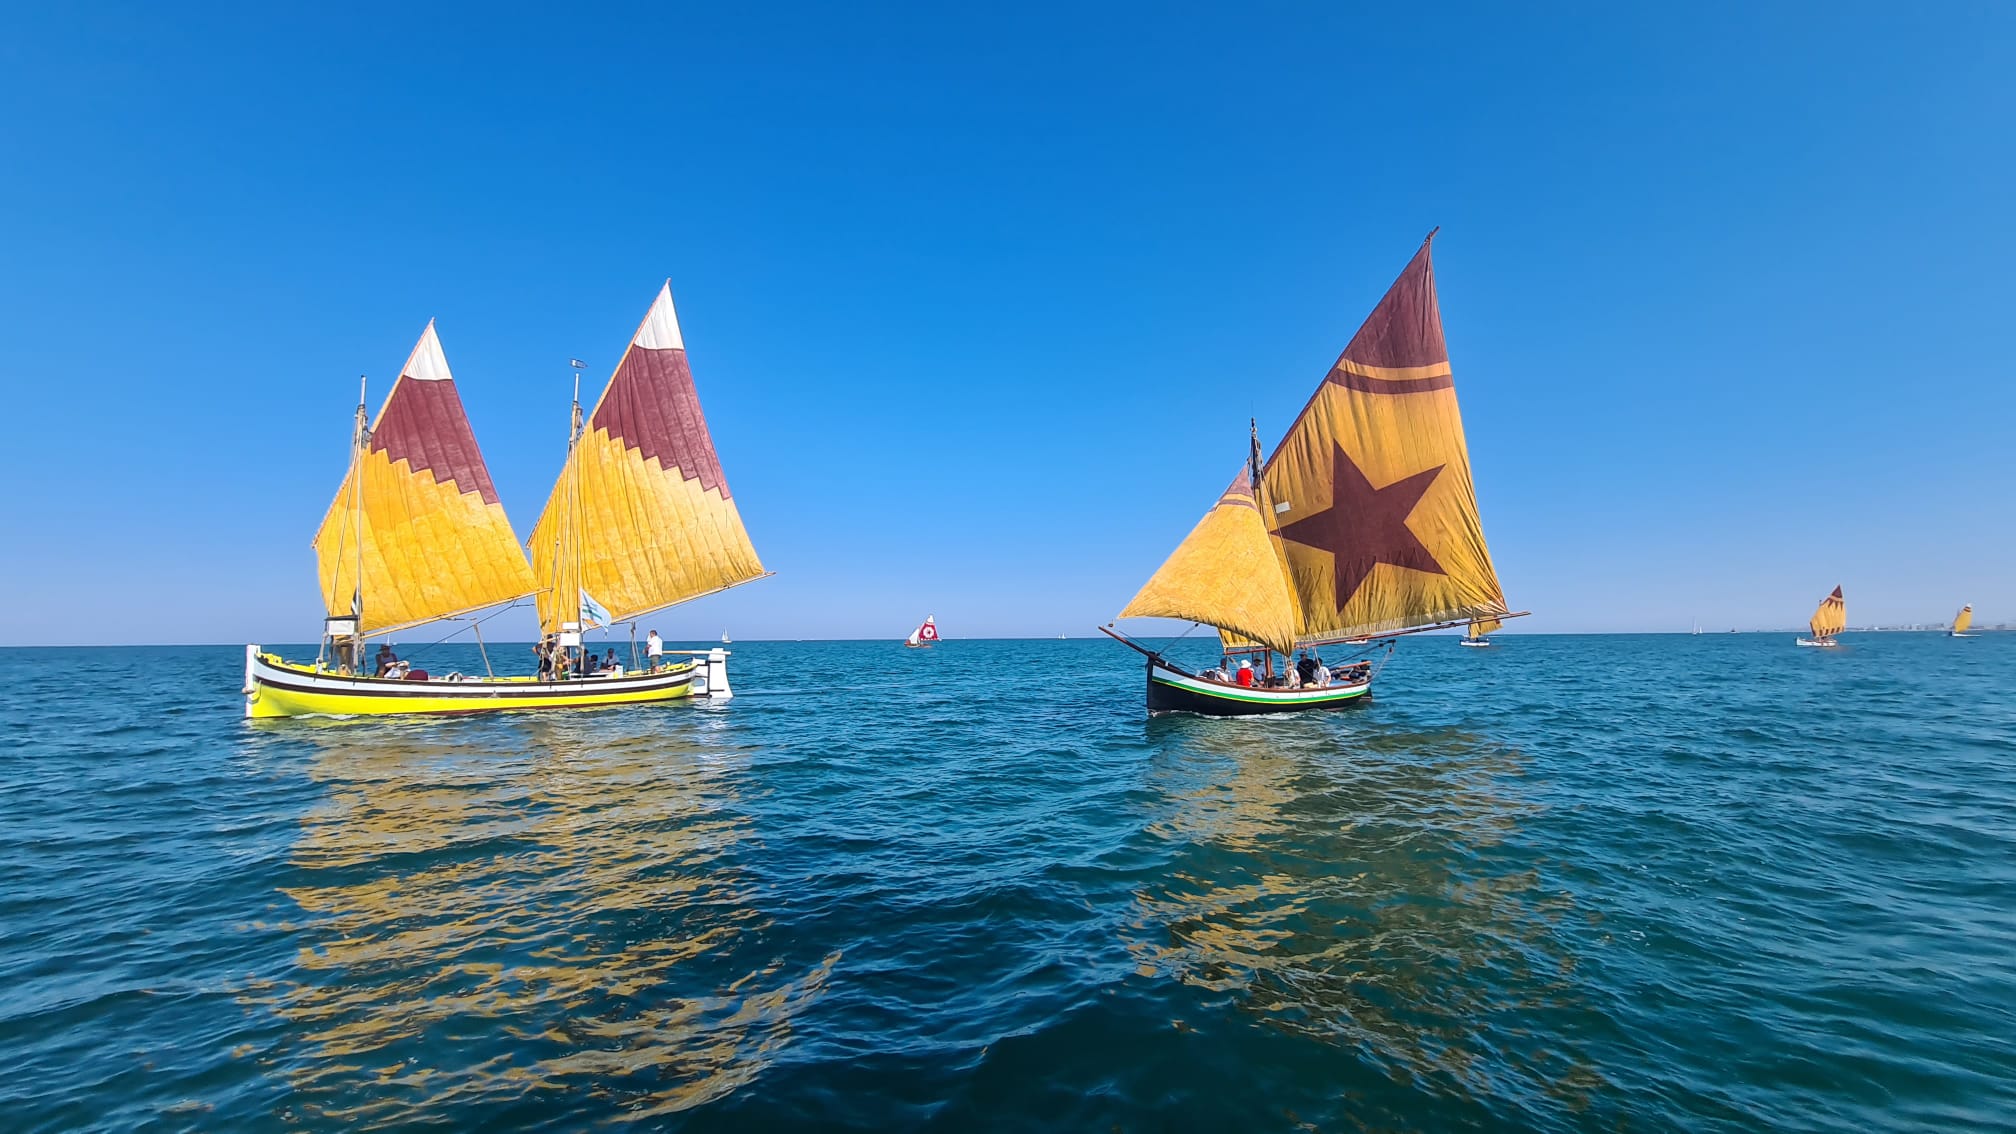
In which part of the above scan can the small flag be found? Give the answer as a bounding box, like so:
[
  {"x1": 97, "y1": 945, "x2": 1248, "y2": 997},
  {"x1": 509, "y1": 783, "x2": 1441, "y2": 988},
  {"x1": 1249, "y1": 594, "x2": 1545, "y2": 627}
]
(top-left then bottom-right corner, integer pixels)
[
  {"x1": 569, "y1": 358, "x2": 588, "y2": 370},
  {"x1": 579, "y1": 589, "x2": 612, "y2": 629}
]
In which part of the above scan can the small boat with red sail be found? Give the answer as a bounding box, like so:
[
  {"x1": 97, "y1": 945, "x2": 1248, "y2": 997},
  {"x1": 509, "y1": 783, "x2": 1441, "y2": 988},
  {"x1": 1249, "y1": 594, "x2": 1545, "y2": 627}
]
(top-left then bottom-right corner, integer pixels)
[{"x1": 904, "y1": 616, "x2": 940, "y2": 648}]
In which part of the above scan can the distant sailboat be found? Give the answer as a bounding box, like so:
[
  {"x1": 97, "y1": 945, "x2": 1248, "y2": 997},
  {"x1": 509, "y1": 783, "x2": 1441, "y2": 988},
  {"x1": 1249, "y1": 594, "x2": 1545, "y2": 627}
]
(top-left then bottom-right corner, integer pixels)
[
  {"x1": 1459, "y1": 617, "x2": 1499, "y2": 647},
  {"x1": 905, "y1": 616, "x2": 940, "y2": 648},
  {"x1": 1796, "y1": 586, "x2": 1845, "y2": 648},
  {"x1": 1950, "y1": 605, "x2": 1975, "y2": 638},
  {"x1": 1104, "y1": 231, "x2": 1524, "y2": 715},
  {"x1": 722, "y1": 631, "x2": 732, "y2": 644}
]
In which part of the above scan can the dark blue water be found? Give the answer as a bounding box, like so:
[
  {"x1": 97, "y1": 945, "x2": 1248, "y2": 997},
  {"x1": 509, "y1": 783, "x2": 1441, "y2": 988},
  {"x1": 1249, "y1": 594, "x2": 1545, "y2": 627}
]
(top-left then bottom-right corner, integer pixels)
[{"x1": 3, "y1": 634, "x2": 2013, "y2": 1131}]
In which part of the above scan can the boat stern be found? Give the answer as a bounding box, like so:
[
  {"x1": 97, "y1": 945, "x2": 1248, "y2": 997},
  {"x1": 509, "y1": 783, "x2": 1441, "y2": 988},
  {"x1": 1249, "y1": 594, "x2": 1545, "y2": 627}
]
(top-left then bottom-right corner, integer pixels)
[{"x1": 701, "y1": 647, "x2": 733, "y2": 700}]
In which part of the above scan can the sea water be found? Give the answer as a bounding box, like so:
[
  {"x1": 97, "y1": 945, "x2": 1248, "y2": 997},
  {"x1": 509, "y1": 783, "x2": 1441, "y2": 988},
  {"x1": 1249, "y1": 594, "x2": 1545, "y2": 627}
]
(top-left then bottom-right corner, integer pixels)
[{"x1": 1, "y1": 634, "x2": 2012, "y2": 1131}]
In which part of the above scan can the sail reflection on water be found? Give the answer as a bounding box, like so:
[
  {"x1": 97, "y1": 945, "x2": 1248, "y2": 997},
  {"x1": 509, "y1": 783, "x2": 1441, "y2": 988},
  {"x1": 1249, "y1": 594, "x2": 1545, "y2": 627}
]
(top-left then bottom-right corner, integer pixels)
[
  {"x1": 249, "y1": 715, "x2": 834, "y2": 1122},
  {"x1": 1123, "y1": 719, "x2": 1600, "y2": 1106}
]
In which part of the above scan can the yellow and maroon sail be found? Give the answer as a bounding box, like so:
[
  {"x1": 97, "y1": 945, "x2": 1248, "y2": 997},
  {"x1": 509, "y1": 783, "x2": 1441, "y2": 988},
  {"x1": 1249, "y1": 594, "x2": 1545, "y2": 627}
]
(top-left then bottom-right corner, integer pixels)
[
  {"x1": 1260, "y1": 233, "x2": 1511, "y2": 643},
  {"x1": 530, "y1": 283, "x2": 766, "y2": 630},
  {"x1": 1809, "y1": 586, "x2": 1846, "y2": 640},
  {"x1": 1120, "y1": 470, "x2": 1301, "y2": 655},
  {"x1": 1953, "y1": 604, "x2": 1974, "y2": 634},
  {"x1": 312, "y1": 323, "x2": 537, "y2": 636}
]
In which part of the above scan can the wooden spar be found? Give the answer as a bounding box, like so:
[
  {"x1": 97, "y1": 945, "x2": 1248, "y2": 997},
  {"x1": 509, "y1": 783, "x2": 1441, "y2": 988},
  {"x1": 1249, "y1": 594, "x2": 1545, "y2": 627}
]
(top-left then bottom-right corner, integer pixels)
[
  {"x1": 1107, "y1": 609, "x2": 1527, "y2": 666},
  {"x1": 1295, "y1": 610, "x2": 1532, "y2": 649},
  {"x1": 604, "y1": 571, "x2": 778, "y2": 629},
  {"x1": 1099, "y1": 625, "x2": 1189, "y2": 673}
]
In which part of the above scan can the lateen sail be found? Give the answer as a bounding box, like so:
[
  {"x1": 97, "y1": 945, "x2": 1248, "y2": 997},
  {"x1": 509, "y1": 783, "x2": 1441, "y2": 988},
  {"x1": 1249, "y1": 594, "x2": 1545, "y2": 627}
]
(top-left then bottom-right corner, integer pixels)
[
  {"x1": 1260, "y1": 235, "x2": 1510, "y2": 644},
  {"x1": 313, "y1": 322, "x2": 537, "y2": 636},
  {"x1": 1120, "y1": 470, "x2": 1302, "y2": 655},
  {"x1": 906, "y1": 616, "x2": 939, "y2": 646},
  {"x1": 1953, "y1": 605, "x2": 1974, "y2": 634},
  {"x1": 1468, "y1": 617, "x2": 1501, "y2": 639},
  {"x1": 530, "y1": 283, "x2": 766, "y2": 630},
  {"x1": 1809, "y1": 586, "x2": 1846, "y2": 640}
]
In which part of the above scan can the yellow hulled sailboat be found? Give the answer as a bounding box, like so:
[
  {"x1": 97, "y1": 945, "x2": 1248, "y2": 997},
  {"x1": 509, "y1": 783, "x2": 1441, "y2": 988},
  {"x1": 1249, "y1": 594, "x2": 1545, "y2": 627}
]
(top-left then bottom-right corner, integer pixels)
[
  {"x1": 245, "y1": 286, "x2": 765, "y2": 718},
  {"x1": 1951, "y1": 604, "x2": 1975, "y2": 638},
  {"x1": 1796, "y1": 586, "x2": 1845, "y2": 648},
  {"x1": 1104, "y1": 231, "x2": 1523, "y2": 715}
]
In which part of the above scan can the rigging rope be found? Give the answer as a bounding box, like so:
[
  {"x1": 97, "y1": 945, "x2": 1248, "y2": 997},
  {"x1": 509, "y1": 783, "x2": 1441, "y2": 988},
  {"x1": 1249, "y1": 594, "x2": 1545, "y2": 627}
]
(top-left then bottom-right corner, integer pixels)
[{"x1": 391, "y1": 601, "x2": 529, "y2": 667}]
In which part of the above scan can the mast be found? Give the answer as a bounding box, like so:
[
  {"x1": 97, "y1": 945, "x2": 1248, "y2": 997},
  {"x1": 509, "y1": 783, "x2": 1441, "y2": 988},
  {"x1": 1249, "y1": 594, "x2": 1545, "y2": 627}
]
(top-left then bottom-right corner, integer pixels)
[
  {"x1": 350, "y1": 374, "x2": 367, "y2": 625},
  {"x1": 570, "y1": 360, "x2": 585, "y2": 662},
  {"x1": 558, "y1": 358, "x2": 587, "y2": 666},
  {"x1": 319, "y1": 375, "x2": 369, "y2": 671}
]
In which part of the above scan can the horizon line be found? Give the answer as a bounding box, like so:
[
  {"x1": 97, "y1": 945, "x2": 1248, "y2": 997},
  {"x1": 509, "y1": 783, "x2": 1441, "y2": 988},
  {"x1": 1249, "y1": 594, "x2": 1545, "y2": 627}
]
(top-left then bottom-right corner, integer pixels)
[{"x1": 3, "y1": 629, "x2": 2006, "y2": 649}]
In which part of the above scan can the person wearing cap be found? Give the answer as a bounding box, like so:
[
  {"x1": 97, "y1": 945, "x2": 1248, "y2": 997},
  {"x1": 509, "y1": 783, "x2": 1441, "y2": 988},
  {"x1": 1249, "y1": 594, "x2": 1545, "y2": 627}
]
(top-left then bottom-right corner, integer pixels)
[{"x1": 1295, "y1": 651, "x2": 1319, "y2": 686}]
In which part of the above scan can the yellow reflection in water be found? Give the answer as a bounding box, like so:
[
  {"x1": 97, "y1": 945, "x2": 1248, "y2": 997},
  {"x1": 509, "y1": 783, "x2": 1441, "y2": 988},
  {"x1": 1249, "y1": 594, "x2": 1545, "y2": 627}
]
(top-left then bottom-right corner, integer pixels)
[
  {"x1": 1125, "y1": 719, "x2": 1600, "y2": 1108},
  {"x1": 246, "y1": 713, "x2": 833, "y2": 1123}
]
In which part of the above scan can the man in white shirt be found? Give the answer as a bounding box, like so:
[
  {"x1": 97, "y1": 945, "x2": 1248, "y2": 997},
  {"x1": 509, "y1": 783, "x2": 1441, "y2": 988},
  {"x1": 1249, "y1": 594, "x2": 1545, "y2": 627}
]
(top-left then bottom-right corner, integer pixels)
[{"x1": 646, "y1": 630, "x2": 664, "y2": 672}]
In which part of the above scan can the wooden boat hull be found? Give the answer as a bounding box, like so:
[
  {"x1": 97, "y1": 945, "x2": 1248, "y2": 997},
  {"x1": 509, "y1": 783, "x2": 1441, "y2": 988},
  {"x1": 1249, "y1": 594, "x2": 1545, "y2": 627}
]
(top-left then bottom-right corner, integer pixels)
[
  {"x1": 1794, "y1": 637, "x2": 1839, "y2": 648},
  {"x1": 1458, "y1": 638, "x2": 1492, "y2": 648},
  {"x1": 242, "y1": 647, "x2": 717, "y2": 719},
  {"x1": 1145, "y1": 658, "x2": 1370, "y2": 717}
]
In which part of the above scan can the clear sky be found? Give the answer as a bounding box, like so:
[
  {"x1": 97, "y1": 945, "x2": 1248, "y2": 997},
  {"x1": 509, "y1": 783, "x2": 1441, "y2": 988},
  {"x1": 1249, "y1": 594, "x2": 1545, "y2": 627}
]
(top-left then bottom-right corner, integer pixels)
[{"x1": 3, "y1": 3, "x2": 2012, "y2": 645}]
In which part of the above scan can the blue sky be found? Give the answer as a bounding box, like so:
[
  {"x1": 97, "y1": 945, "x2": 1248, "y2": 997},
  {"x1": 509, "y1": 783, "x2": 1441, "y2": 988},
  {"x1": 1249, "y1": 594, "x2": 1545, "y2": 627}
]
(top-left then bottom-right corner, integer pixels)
[{"x1": 2, "y1": 3, "x2": 2011, "y2": 644}]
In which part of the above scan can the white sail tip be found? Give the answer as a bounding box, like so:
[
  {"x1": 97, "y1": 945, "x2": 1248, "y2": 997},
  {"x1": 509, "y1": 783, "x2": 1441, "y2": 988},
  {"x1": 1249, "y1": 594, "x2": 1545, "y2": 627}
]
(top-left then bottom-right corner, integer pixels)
[
  {"x1": 635, "y1": 281, "x2": 685, "y2": 351},
  {"x1": 404, "y1": 320, "x2": 454, "y2": 382}
]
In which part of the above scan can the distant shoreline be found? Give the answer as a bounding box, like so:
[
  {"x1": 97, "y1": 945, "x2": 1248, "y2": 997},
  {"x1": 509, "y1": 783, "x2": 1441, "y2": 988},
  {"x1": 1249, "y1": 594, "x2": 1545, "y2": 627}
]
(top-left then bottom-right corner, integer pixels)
[{"x1": 3, "y1": 629, "x2": 2008, "y2": 649}]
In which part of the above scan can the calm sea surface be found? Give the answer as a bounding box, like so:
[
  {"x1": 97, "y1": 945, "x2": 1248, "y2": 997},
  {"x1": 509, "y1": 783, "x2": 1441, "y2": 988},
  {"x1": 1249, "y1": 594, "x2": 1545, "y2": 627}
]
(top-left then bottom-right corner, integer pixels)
[{"x1": 3, "y1": 634, "x2": 2014, "y2": 1131}]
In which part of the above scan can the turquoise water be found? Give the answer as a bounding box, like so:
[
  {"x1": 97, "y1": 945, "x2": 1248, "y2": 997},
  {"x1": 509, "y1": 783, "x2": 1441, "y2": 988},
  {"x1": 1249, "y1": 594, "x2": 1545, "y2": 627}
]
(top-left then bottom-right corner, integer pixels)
[{"x1": 2, "y1": 634, "x2": 2013, "y2": 1130}]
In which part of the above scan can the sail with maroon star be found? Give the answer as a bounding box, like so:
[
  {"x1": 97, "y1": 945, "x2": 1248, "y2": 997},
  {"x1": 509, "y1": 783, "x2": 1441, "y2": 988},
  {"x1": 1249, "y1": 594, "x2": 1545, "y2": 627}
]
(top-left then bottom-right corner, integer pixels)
[{"x1": 1259, "y1": 233, "x2": 1514, "y2": 643}]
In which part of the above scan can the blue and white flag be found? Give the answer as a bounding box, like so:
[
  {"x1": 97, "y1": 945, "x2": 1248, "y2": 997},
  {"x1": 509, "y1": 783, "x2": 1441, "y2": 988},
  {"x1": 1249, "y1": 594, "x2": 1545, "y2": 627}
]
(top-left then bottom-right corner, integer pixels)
[
  {"x1": 579, "y1": 589, "x2": 612, "y2": 629},
  {"x1": 569, "y1": 358, "x2": 588, "y2": 370}
]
